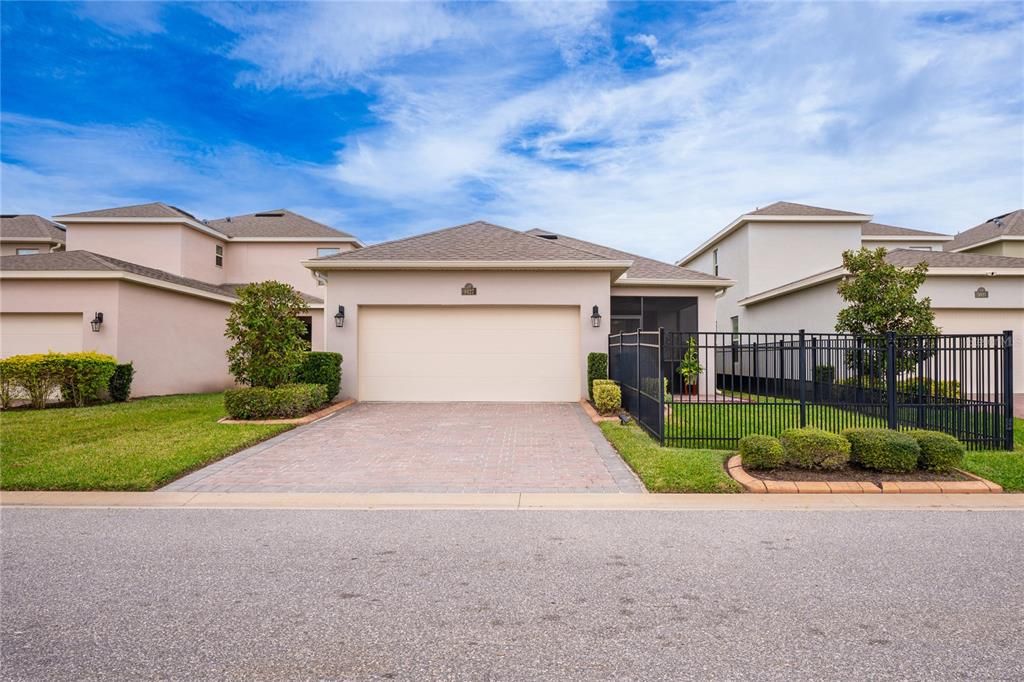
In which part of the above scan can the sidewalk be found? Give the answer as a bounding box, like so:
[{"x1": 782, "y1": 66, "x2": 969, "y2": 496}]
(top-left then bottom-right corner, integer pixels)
[{"x1": 2, "y1": 491, "x2": 1022, "y2": 511}]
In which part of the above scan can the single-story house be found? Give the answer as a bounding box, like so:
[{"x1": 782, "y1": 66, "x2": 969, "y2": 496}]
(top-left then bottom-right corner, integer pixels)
[{"x1": 304, "y1": 221, "x2": 733, "y2": 402}]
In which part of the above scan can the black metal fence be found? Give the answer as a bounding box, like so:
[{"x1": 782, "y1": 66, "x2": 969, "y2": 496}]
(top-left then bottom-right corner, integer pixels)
[{"x1": 609, "y1": 329, "x2": 1015, "y2": 451}]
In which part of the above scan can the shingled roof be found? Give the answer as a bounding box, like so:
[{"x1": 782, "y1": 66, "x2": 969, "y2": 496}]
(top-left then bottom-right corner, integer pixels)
[
  {"x1": 207, "y1": 209, "x2": 357, "y2": 239},
  {"x1": 525, "y1": 229, "x2": 727, "y2": 282},
  {"x1": 0, "y1": 250, "x2": 238, "y2": 298},
  {"x1": 861, "y1": 222, "x2": 947, "y2": 238},
  {"x1": 56, "y1": 202, "x2": 201, "y2": 221},
  {"x1": 885, "y1": 248, "x2": 1024, "y2": 269},
  {"x1": 748, "y1": 201, "x2": 869, "y2": 217},
  {"x1": 946, "y1": 210, "x2": 1024, "y2": 252},
  {"x1": 313, "y1": 221, "x2": 612, "y2": 263},
  {"x1": 0, "y1": 214, "x2": 66, "y2": 242}
]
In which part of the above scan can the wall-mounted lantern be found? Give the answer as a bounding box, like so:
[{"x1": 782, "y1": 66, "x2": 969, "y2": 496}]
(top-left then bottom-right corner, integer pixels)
[
  {"x1": 591, "y1": 305, "x2": 602, "y2": 328},
  {"x1": 90, "y1": 312, "x2": 104, "y2": 332},
  {"x1": 334, "y1": 305, "x2": 346, "y2": 328}
]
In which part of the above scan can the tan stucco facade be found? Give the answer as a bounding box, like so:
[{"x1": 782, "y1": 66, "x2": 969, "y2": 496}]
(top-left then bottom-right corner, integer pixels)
[
  {"x1": 224, "y1": 241, "x2": 356, "y2": 296},
  {"x1": 957, "y1": 240, "x2": 1024, "y2": 258},
  {"x1": 1, "y1": 242, "x2": 62, "y2": 256},
  {"x1": 861, "y1": 238, "x2": 950, "y2": 252}
]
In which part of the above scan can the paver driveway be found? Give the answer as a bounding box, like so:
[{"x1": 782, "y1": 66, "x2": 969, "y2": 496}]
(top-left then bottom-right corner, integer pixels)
[{"x1": 164, "y1": 403, "x2": 643, "y2": 493}]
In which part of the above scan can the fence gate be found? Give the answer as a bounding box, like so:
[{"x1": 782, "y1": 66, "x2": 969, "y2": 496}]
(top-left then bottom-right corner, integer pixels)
[{"x1": 611, "y1": 329, "x2": 1014, "y2": 451}]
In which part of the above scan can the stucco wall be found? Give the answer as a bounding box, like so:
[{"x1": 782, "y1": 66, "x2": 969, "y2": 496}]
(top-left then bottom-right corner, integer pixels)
[
  {"x1": 959, "y1": 241, "x2": 1024, "y2": 258},
  {"x1": 115, "y1": 282, "x2": 234, "y2": 396},
  {"x1": 66, "y1": 223, "x2": 185, "y2": 275},
  {"x1": 742, "y1": 281, "x2": 844, "y2": 334},
  {"x1": 322, "y1": 269, "x2": 613, "y2": 400},
  {"x1": 0, "y1": 279, "x2": 121, "y2": 357},
  {"x1": 861, "y1": 239, "x2": 949, "y2": 252},
  {"x1": 223, "y1": 242, "x2": 355, "y2": 295},
  {"x1": 746, "y1": 221, "x2": 862, "y2": 294},
  {"x1": 932, "y1": 309, "x2": 1024, "y2": 389},
  {"x1": 686, "y1": 224, "x2": 749, "y2": 331},
  {"x1": 179, "y1": 227, "x2": 227, "y2": 284},
  {"x1": 1, "y1": 243, "x2": 59, "y2": 256}
]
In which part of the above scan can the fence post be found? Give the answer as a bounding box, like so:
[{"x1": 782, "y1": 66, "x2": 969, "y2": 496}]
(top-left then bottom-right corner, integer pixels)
[
  {"x1": 886, "y1": 331, "x2": 898, "y2": 430},
  {"x1": 810, "y1": 335, "x2": 818, "y2": 402},
  {"x1": 658, "y1": 327, "x2": 666, "y2": 444},
  {"x1": 1004, "y1": 330, "x2": 1015, "y2": 451},
  {"x1": 798, "y1": 329, "x2": 807, "y2": 427}
]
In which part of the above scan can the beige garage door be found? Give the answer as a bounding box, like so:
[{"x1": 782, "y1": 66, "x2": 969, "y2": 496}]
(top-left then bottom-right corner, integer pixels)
[
  {"x1": 1, "y1": 313, "x2": 83, "y2": 357},
  {"x1": 358, "y1": 306, "x2": 580, "y2": 402}
]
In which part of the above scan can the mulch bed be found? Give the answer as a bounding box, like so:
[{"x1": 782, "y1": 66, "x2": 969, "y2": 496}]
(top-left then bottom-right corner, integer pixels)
[{"x1": 750, "y1": 466, "x2": 970, "y2": 484}]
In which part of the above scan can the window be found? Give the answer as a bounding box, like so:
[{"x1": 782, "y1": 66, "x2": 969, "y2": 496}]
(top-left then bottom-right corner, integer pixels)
[
  {"x1": 215, "y1": 244, "x2": 224, "y2": 267},
  {"x1": 297, "y1": 316, "x2": 313, "y2": 345},
  {"x1": 15, "y1": 248, "x2": 39, "y2": 255},
  {"x1": 317, "y1": 247, "x2": 340, "y2": 258},
  {"x1": 712, "y1": 248, "x2": 719, "y2": 276},
  {"x1": 731, "y1": 315, "x2": 739, "y2": 339},
  {"x1": 908, "y1": 246, "x2": 932, "y2": 251}
]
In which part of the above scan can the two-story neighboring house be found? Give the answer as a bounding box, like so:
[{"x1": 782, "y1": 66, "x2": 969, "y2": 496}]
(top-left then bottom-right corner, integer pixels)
[
  {"x1": 676, "y1": 201, "x2": 1024, "y2": 388},
  {"x1": 0, "y1": 214, "x2": 67, "y2": 255},
  {"x1": 0, "y1": 203, "x2": 361, "y2": 397},
  {"x1": 945, "y1": 209, "x2": 1024, "y2": 258}
]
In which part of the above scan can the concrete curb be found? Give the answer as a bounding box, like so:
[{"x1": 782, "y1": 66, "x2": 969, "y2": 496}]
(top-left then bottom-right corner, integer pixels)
[{"x1": 2, "y1": 491, "x2": 1021, "y2": 511}]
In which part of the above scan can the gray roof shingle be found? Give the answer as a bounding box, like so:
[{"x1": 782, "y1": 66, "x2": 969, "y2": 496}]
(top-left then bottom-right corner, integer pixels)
[
  {"x1": 207, "y1": 209, "x2": 356, "y2": 239},
  {"x1": 56, "y1": 202, "x2": 201, "y2": 221},
  {"x1": 0, "y1": 214, "x2": 66, "y2": 242},
  {"x1": 861, "y1": 222, "x2": 946, "y2": 238},
  {"x1": 525, "y1": 229, "x2": 726, "y2": 282},
  {"x1": 946, "y1": 209, "x2": 1024, "y2": 252},
  {"x1": 0, "y1": 250, "x2": 240, "y2": 298},
  {"x1": 748, "y1": 201, "x2": 868, "y2": 217},
  {"x1": 885, "y1": 248, "x2": 1024, "y2": 269},
  {"x1": 315, "y1": 221, "x2": 610, "y2": 263}
]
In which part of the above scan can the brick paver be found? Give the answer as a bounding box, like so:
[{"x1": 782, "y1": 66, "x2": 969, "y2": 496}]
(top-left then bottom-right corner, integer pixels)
[{"x1": 163, "y1": 403, "x2": 644, "y2": 493}]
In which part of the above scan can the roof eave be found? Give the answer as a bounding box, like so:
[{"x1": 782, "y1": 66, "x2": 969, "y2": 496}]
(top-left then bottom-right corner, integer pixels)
[
  {"x1": 0, "y1": 270, "x2": 238, "y2": 303},
  {"x1": 676, "y1": 212, "x2": 872, "y2": 266},
  {"x1": 0, "y1": 236, "x2": 65, "y2": 244},
  {"x1": 53, "y1": 215, "x2": 229, "y2": 240},
  {"x1": 302, "y1": 259, "x2": 633, "y2": 272},
  {"x1": 612, "y1": 277, "x2": 735, "y2": 289},
  {"x1": 862, "y1": 234, "x2": 952, "y2": 241},
  {"x1": 947, "y1": 235, "x2": 1024, "y2": 253},
  {"x1": 227, "y1": 236, "x2": 363, "y2": 245}
]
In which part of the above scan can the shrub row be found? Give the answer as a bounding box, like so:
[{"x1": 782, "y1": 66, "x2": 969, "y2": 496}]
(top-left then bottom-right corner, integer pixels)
[
  {"x1": 0, "y1": 353, "x2": 133, "y2": 409},
  {"x1": 224, "y1": 383, "x2": 329, "y2": 420},
  {"x1": 739, "y1": 427, "x2": 965, "y2": 473}
]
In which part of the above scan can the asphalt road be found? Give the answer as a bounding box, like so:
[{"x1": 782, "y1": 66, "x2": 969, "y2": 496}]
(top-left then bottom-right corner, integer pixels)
[{"x1": 2, "y1": 508, "x2": 1022, "y2": 681}]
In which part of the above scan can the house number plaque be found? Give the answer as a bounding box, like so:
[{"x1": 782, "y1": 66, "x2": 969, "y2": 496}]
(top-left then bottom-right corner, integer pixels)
[
  {"x1": 462, "y1": 283, "x2": 477, "y2": 296},
  {"x1": 974, "y1": 287, "x2": 989, "y2": 299}
]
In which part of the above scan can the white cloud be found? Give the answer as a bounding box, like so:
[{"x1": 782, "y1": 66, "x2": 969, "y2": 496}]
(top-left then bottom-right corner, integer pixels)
[{"x1": 75, "y1": 1, "x2": 165, "y2": 35}]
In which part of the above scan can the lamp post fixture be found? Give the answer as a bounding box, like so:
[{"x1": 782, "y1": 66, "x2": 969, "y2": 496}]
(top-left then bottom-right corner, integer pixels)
[
  {"x1": 590, "y1": 305, "x2": 602, "y2": 328},
  {"x1": 334, "y1": 305, "x2": 345, "y2": 328},
  {"x1": 90, "y1": 312, "x2": 104, "y2": 332}
]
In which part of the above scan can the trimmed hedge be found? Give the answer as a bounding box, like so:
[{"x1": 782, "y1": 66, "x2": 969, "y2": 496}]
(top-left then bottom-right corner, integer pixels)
[
  {"x1": 842, "y1": 428, "x2": 919, "y2": 473},
  {"x1": 779, "y1": 427, "x2": 850, "y2": 470},
  {"x1": 908, "y1": 430, "x2": 965, "y2": 472},
  {"x1": 224, "y1": 383, "x2": 329, "y2": 420},
  {"x1": 587, "y1": 352, "x2": 608, "y2": 401},
  {"x1": 295, "y1": 352, "x2": 342, "y2": 399},
  {"x1": 593, "y1": 382, "x2": 622, "y2": 414},
  {"x1": 108, "y1": 363, "x2": 135, "y2": 402},
  {"x1": 738, "y1": 434, "x2": 784, "y2": 470},
  {"x1": 0, "y1": 352, "x2": 118, "y2": 408}
]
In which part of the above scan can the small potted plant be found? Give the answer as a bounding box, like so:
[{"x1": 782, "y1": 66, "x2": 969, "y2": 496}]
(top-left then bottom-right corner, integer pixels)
[{"x1": 677, "y1": 337, "x2": 704, "y2": 397}]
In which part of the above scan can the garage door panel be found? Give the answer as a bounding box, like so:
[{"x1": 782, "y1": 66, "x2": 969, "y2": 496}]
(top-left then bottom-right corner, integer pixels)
[
  {"x1": 1, "y1": 313, "x2": 83, "y2": 357},
  {"x1": 358, "y1": 306, "x2": 580, "y2": 402}
]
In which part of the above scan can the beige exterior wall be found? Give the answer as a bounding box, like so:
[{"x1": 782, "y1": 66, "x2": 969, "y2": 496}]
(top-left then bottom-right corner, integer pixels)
[
  {"x1": 1, "y1": 313, "x2": 83, "y2": 356},
  {"x1": 1, "y1": 242, "x2": 61, "y2": 256},
  {"x1": 687, "y1": 224, "x2": 749, "y2": 331},
  {"x1": 960, "y1": 241, "x2": 1024, "y2": 258},
  {"x1": 742, "y1": 281, "x2": 844, "y2": 334},
  {"x1": 305, "y1": 307, "x2": 325, "y2": 352},
  {"x1": 746, "y1": 221, "x2": 862, "y2": 294},
  {"x1": 66, "y1": 223, "x2": 186, "y2": 275},
  {"x1": 322, "y1": 269, "x2": 614, "y2": 400},
  {"x1": 861, "y1": 239, "x2": 949, "y2": 252},
  {"x1": 0, "y1": 277, "x2": 236, "y2": 397},
  {"x1": 223, "y1": 242, "x2": 356, "y2": 295},
  {"x1": 179, "y1": 227, "x2": 227, "y2": 284}
]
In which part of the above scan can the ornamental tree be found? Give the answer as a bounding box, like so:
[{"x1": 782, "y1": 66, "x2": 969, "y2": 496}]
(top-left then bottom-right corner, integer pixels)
[{"x1": 225, "y1": 281, "x2": 310, "y2": 388}]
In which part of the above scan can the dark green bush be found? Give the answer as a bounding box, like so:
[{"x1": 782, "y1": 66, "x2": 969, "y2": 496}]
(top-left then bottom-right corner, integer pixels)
[
  {"x1": 587, "y1": 352, "x2": 608, "y2": 401},
  {"x1": 224, "y1": 383, "x2": 328, "y2": 420},
  {"x1": 842, "y1": 428, "x2": 919, "y2": 473},
  {"x1": 779, "y1": 427, "x2": 851, "y2": 470},
  {"x1": 907, "y1": 430, "x2": 965, "y2": 472},
  {"x1": 738, "y1": 435, "x2": 784, "y2": 470},
  {"x1": 295, "y1": 352, "x2": 342, "y2": 399},
  {"x1": 108, "y1": 363, "x2": 135, "y2": 402}
]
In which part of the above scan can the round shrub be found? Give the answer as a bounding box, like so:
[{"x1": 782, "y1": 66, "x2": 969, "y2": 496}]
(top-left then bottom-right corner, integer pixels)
[
  {"x1": 778, "y1": 427, "x2": 850, "y2": 470},
  {"x1": 908, "y1": 430, "x2": 965, "y2": 472},
  {"x1": 738, "y1": 435, "x2": 784, "y2": 470},
  {"x1": 295, "y1": 352, "x2": 342, "y2": 399},
  {"x1": 592, "y1": 382, "x2": 622, "y2": 414},
  {"x1": 841, "y1": 428, "x2": 919, "y2": 473},
  {"x1": 108, "y1": 363, "x2": 135, "y2": 402}
]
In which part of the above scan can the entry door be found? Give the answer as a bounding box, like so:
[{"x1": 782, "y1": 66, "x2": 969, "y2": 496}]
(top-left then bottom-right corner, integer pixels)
[{"x1": 357, "y1": 306, "x2": 580, "y2": 402}]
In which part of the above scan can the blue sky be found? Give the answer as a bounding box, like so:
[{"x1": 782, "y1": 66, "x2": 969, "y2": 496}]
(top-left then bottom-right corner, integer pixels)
[{"x1": 2, "y1": 1, "x2": 1022, "y2": 259}]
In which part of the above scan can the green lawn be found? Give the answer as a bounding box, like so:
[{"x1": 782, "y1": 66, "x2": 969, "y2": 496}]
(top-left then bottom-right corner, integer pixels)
[
  {"x1": 0, "y1": 393, "x2": 291, "y2": 491},
  {"x1": 600, "y1": 421, "x2": 740, "y2": 493},
  {"x1": 961, "y1": 418, "x2": 1024, "y2": 492}
]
